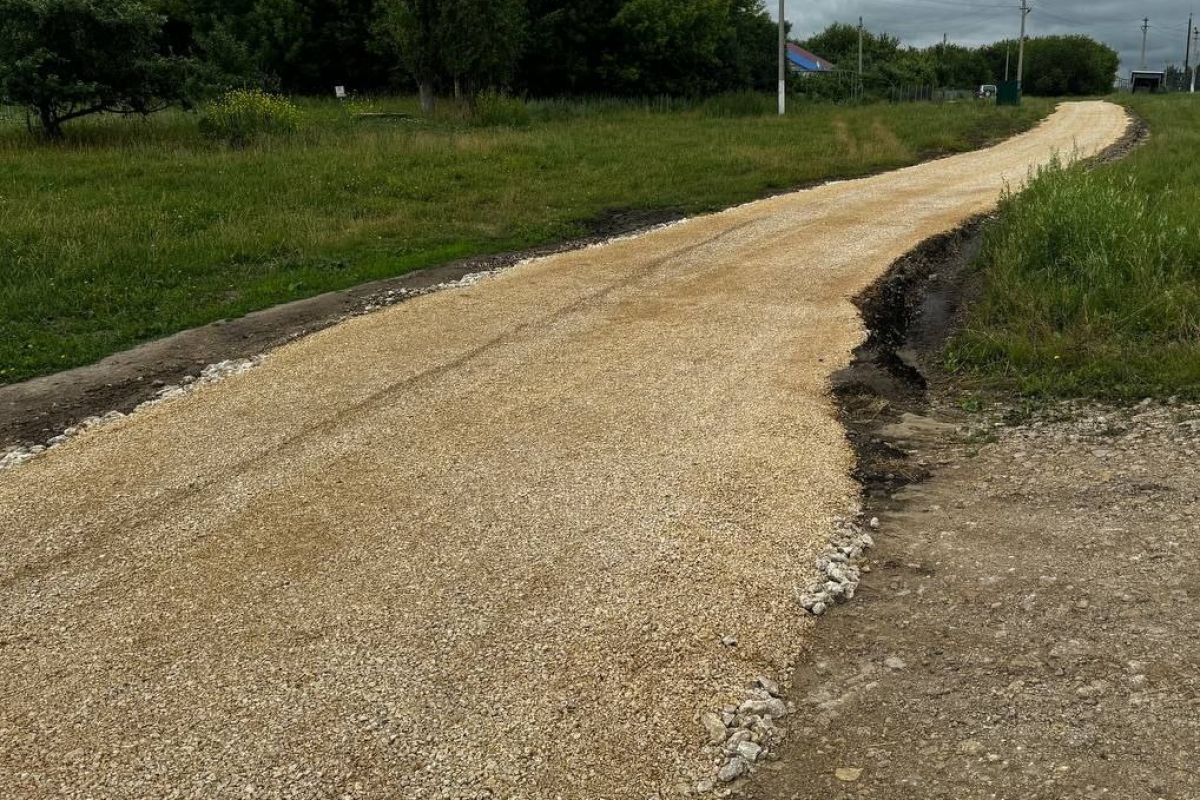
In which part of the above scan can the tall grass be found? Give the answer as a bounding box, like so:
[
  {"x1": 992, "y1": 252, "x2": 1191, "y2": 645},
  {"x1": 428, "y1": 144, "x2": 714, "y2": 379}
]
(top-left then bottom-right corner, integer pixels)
[
  {"x1": 948, "y1": 95, "x2": 1200, "y2": 398},
  {"x1": 0, "y1": 95, "x2": 1049, "y2": 383}
]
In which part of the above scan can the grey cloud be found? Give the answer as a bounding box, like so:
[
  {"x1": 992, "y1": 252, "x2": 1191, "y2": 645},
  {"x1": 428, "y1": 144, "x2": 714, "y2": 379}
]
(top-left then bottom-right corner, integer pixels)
[{"x1": 773, "y1": 0, "x2": 1198, "y2": 78}]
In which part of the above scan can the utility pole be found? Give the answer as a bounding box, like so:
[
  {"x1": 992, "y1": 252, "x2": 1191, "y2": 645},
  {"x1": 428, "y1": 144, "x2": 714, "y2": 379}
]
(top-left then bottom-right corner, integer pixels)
[
  {"x1": 1141, "y1": 17, "x2": 1150, "y2": 70},
  {"x1": 1004, "y1": 44, "x2": 1010, "y2": 81},
  {"x1": 858, "y1": 17, "x2": 864, "y2": 101},
  {"x1": 778, "y1": 0, "x2": 786, "y2": 115},
  {"x1": 1016, "y1": 0, "x2": 1029, "y2": 95},
  {"x1": 1185, "y1": 13, "x2": 1193, "y2": 83},
  {"x1": 1192, "y1": 27, "x2": 1199, "y2": 92}
]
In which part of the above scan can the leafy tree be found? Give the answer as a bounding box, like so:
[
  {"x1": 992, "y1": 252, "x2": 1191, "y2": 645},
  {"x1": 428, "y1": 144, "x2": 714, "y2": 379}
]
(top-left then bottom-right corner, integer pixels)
[
  {"x1": 167, "y1": 0, "x2": 386, "y2": 93},
  {"x1": 0, "y1": 0, "x2": 197, "y2": 137},
  {"x1": 437, "y1": 0, "x2": 526, "y2": 98},
  {"x1": 374, "y1": 0, "x2": 439, "y2": 110},
  {"x1": 610, "y1": 0, "x2": 743, "y2": 96},
  {"x1": 932, "y1": 43, "x2": 990, "y2": 89},
  {"x1": 518, "y1": 0, "x2": 624, "y2": 96},
  {"x1": 801, "y1": 24, "x2": 1117, "y2": 99},
  {"x1": 712, "y1": 0, "x2": 777, "y2": 92},
  {"x1": 803, "y1": 22, "x2": 901, "y2": 73},
  {"x1": 981, "y1": 35, "x2": 1117, "y2": 95}
]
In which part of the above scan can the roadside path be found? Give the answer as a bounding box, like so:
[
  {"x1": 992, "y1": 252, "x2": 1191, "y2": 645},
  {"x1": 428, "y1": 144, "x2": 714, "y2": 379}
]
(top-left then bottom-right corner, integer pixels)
[{"x1": 0, "y1": 102, "x2": 1128, "y2": 799}]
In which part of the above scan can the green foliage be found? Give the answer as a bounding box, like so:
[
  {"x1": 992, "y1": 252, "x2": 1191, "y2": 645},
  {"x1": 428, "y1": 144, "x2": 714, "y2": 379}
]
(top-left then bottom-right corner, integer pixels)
[
  {"x1": 160, "y1": 0, "x2": 782, "y2": 101},
  {"x1": 0, "y1": 0, "x2": 198, "y2": 137},
  {"x1": 947, "y1": 96, "x2": 1200, "y2": 399},
  {"x1": 519, "y1": 0, "x2": 625, "y2": 95},
  {"x1": 199, "y1": 88, "x2": 299, "y2": 145},
  {"x1": 469, "y1": 89, "x2": 530, "y2": 127},
  {"x1": 798, "y1": 24, "x2": 1115, "y2": 100},
  {"x1": 373, "y1": 0, "x2": 441, "y2": 108},
  {"x1": 601, "y1": 0, "x2": 777, "y2": 97},
  {"x1": 0, "y1": 96, "x2": 1047, "y2": 382},
  {"x1": 438, "y1": 0, "x2": 526, "y2": 94},
  {"x1": 170, "y1": 0, "x2": 388, "y2": 94},
  {"x1": 698, "y1": 90, "x2": 776, "y2": 117},
  {"x1": 981, "y1": 36, "x2": 1118, "y2": 96}
]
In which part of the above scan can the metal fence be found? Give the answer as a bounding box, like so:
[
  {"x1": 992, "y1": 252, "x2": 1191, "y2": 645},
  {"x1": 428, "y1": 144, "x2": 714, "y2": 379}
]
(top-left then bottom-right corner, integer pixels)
[
  {"x1": 795, "y1": 71, "x2": 986, "y2": 105},
  {"x1": 0, "y1": 105, "x2": 28, "y2": 130}
]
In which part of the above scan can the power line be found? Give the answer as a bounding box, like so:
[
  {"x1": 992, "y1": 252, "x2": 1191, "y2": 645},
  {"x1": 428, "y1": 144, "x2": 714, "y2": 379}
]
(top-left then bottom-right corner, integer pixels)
[
  {"x1": 860, "y1": 0, "x2": 1019, "y2": 9},
  {"x1": 869, "y1": 4, "x2": 1014, "y2": 33}
]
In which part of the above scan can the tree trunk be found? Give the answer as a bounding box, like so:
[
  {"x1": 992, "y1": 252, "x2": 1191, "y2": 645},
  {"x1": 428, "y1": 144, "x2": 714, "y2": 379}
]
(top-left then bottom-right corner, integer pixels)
[
  {"x1": 418, "y1": 80, "x2": 435, "y2": 113},
  {"x1": 38, "y1": 105, "x2": 62, "y2": 140},
  {"x1": 453, "y1": 76, "x2": 462, "y2": 103}
]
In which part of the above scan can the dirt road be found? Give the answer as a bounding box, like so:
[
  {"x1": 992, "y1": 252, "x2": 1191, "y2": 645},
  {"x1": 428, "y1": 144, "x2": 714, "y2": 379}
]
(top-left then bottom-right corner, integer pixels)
[
  {"x1": 750, "y1": 399, "x2": 1200, "y2": 800},
  {"x1": 0, "y1": 102, "x2": 1128, "y2": 799}
]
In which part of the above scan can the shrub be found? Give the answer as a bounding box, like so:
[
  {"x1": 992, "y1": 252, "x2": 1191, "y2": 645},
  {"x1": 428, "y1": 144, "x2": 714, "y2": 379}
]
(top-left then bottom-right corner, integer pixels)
[
  {"x1": 471, "y1": 89, "x2": 530, "y2": 127},
  {"x1": 199, "y1": 89, "x2": 299, "y2": 146}
]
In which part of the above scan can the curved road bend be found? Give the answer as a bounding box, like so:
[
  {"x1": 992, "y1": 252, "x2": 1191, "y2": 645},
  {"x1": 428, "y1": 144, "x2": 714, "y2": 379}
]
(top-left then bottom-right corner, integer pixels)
[{"x1": 1, "y1": 101, "x2": 1128, "y2": 799}]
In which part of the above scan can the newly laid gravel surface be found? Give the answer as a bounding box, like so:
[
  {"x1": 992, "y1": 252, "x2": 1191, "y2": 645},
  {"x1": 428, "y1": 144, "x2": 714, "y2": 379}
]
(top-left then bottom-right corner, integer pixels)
[{"x1": 0, "y1": 102, "x2": 1128, "y2": 799}]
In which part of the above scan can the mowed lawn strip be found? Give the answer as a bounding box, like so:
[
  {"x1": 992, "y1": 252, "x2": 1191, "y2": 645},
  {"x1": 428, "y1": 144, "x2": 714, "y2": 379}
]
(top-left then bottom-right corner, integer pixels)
[
  {"x1": 947, "y1": 95, "x2": 1200, "y2": 400},
  {"x1": 0, "y1": 97, "x2": 1049, "y2": 383}
]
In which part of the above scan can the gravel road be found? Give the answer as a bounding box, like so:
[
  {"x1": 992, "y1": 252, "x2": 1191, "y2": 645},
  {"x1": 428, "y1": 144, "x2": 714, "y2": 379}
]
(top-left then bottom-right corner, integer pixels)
[{"x1": 0, "y1": 102, "x2": 1128, "y2": 799}]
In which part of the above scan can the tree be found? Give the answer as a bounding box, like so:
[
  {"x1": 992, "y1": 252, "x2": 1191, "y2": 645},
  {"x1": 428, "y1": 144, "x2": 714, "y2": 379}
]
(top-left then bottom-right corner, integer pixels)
[
  {"x1": 982, "y1": 35, "x2": 1117, "y2": 95},
  {"x1": 437, "y1": 0, "x2": 525, "y2": 99},
  {"x1": 610, "y1": 0, "x2": 734, "y2": 96},
  {"x1": 711, "y1": 0, "x2": 777, "y2": 92},
  {"x1": 374, "y1": 0, "x2": 439, "y2": 110},
  {"x1": 518, "y1": 0, "x2": 624, "y2": 96},
  {"x1": 0, "y1": 0, "x2": 197, "y2": 137},
  {"x1": 933, "y1": 43, "x2": 990, "y2": 89}
]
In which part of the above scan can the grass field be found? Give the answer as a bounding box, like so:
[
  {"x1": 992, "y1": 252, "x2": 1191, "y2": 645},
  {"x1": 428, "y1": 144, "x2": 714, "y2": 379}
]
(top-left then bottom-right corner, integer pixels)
[
  {"x1": 947, "y1": 95, "x2": 1200, "y2": 400},
  {"x1": 0, "y1": 95, "x2": 1049, "y2": 383}
]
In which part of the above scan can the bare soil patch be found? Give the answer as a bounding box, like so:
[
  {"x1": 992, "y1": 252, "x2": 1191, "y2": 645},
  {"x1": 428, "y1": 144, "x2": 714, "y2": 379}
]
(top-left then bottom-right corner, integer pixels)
[{"x1": 749, "y1": 396, "x2": 1200, "y2": 800}]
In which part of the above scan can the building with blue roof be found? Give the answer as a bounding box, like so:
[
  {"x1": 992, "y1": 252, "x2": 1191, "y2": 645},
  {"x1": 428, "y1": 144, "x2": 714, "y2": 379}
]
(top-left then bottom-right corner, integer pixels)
[{"x1": 787, "y1": 43, "x2": 836, "y2": 73}]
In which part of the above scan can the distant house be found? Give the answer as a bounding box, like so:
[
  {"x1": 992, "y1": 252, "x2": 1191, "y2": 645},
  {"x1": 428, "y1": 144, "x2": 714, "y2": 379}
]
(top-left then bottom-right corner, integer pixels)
[{"x1": 787, "y1": 43, "x2": 836, "y2": 73}]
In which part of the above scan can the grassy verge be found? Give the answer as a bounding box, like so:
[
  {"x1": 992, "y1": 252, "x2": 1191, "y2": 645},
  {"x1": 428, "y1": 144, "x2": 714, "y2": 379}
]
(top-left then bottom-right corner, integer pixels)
[
  {"x1": 947, "y1": 95, "x2": 1200, "y2": 400},
  {"x1": 0, "y1": 95, "x2": 1049, "y2": 383}
]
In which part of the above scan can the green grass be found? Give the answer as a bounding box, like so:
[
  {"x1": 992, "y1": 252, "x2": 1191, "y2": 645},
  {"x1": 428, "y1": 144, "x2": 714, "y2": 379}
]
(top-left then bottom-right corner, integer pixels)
[
  {"x1": 947, "y1": 94, "x2": 1200, "y2": 400},
  {"x1": 0, "y1": 94, "x2": 1049, "y2": 383}
]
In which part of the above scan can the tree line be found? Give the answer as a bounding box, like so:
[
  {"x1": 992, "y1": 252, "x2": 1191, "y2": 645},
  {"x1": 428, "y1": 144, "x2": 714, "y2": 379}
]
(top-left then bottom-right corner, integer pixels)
[
  {"x1": 0, "y1": 0, "x2": 782, "y2": 133},
  {"x1": 1, "y1": 0, "x2": 1121, "y2": 138},
  {"x1": 801, "y1": 24, "x2": 1119, "y2": 97}
]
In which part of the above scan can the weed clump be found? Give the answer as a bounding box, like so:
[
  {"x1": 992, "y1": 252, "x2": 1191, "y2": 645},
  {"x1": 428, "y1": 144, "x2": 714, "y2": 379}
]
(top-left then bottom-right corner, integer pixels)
[
  {"x1": 470, "y1": 90, "x2": 530, "y2": 128},
  {"x1": 200, "y1": 89, "x2": 300, "y2": 146}
]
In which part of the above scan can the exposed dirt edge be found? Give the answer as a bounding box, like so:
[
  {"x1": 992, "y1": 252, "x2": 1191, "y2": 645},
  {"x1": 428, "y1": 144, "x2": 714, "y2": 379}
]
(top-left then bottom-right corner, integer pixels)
[
  {"x1": 830, "y1": 104, "x2": 1148, "y2": 506},
  {"x1": 832, "y1": 219, "x2": 984, "y2": 500}
]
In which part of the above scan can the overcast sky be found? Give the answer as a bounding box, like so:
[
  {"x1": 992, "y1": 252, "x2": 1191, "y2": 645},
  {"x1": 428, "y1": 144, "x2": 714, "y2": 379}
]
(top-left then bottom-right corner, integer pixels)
[{"x1": 772, "y1": 0, "x2": 1198, "y2": 76}]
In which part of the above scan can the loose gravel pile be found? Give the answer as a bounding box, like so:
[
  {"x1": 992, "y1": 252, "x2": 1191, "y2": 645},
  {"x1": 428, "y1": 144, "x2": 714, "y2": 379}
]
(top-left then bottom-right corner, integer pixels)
[
  {"x1": 0, "y1": 103, "x2": 1127, "y2": 799},
  {"x1": 797, "y1": 518, "x2": 875, "y2": 617}
]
